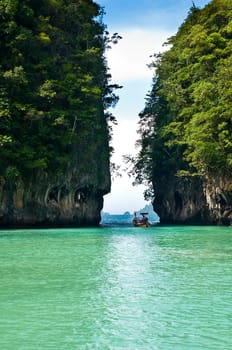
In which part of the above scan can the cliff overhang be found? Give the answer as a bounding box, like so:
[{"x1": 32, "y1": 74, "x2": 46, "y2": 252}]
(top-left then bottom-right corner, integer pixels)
[
  {"x1": 0, "y1": 167, "x2": 110, "y2": 228},
  {"x1": 153, "y1": 174, "x2": 232, "y2": 225}
]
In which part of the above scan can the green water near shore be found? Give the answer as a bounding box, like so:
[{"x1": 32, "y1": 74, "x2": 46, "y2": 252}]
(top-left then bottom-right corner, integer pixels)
[{"x1": 0, "y1": 226, "x2": 231, "y2": 349}]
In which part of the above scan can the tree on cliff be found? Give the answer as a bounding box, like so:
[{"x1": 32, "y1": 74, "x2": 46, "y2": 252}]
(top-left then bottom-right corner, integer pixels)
[
  {"x1": 0, "y1": 0, "x2": 119, "y2": 179},
  {"x1": 131, "y1": 0, "x2": 232, "y2": 197}
]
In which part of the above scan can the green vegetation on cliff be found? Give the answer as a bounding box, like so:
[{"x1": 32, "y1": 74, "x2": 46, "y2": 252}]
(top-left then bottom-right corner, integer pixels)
[
  {"x1": 0, "y1": 0, "x2": 119, "y2": 179},
  {"x1": 132, "y1": 0, "x2": 232, "y2": 196}
]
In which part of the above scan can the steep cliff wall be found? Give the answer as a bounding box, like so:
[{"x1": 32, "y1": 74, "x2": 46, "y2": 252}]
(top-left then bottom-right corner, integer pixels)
[
  {"x1": 0, "y1": 0, "x2": 116, "y2": 227},
  {"x1": 133, "y1": 1, "x2": 232, "y2": 226},
  {"x1": 153, "y1": 175, "x2": 232, "y2": 225},
  {"x1": 0, "y1": 158, "x2": 110, "y2": 228},
  {"x1": 0, "y1": 128, "x2": 111, "y2": 227},
  {"x1": 203, "y1": 175, "x2": 232, "y2": 225}
]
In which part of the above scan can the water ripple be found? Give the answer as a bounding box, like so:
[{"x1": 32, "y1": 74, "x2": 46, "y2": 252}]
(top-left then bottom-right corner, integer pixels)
[{"x1": 0, "y1": 226, "x2": 232, "y2": 349}]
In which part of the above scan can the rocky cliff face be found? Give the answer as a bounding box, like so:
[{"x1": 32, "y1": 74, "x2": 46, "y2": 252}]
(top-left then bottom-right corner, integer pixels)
[
  {"x1": 0, "y1": 150, "x2": 111, "y2": 228},
  {"x1": 203, "y1": 175, "x2": 232, "y2": 225},
  {"x1": 153, "y1": 175, "x2": 232, "y2": 225}
]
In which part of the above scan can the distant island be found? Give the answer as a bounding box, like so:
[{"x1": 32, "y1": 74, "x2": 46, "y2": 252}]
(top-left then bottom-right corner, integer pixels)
[{"x1": 101, "y1": 203, "x2": 159, "y2": 225}]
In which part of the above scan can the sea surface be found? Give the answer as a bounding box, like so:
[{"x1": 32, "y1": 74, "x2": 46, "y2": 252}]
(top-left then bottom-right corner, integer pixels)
[{"x1": 0, "y1": 225, "x2": 231, "y2": 350}]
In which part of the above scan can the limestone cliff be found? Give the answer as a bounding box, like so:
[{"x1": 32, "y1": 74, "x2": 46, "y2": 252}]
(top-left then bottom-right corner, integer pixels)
[
  {"x1": 133, "y1": 1, "x2": 232, "y2": 226},
  {"x1": 0, "y1": 0, "x2": 116, "y2": 228},
  {"x1": 0, "y1": 144, "x2": 111, "y2": 228},
  {"x1": 153, "y1": 175, "x2": 232, "y2": 225}
]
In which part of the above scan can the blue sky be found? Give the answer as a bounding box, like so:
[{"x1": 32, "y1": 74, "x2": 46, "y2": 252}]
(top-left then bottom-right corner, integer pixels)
[
  {"x1": 98, "y1": 0, "x2": 210, "y2": 29},
  {"x1": 98, "y1": 0, "x2": 211, "y2": 214}
]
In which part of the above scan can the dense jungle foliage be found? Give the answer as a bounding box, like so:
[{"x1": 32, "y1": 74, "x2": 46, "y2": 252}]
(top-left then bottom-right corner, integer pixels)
[
  {"x1": 0, "y1": 0, "x2": 119, "y2": 179},
  {"x1": 132, "y1": 0, "x2": 232, "y2": 198}
]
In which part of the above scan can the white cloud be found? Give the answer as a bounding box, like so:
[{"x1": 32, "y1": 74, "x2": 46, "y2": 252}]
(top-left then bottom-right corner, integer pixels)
[
  {"x1": 103, "y1": 175, "x2": 147, "y2": 214},
  {"x1": 106, "y1": 28, "x2": 172, "y2": 82},
  {"x1": 110, "y1": 119, "x2": 139, "y2": 162},
  {"x1": 103, "y1": 119, "x2": 148, "y2": 214},
  {"x1": 103, "y1": 27, "x2": 172, "y2": 213}
]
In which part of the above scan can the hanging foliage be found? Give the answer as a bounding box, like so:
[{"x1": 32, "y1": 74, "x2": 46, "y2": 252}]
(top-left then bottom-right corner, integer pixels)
[
  {"x1": 0, "y1": 0, "x2": 120, "y2": 177},
  {"x1": 132, "y1": 0, "x2": 232, "y2": 194}
]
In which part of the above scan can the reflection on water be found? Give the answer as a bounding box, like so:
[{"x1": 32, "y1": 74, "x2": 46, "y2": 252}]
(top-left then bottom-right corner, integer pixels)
[{"x1": 0, "y1": 226, "x2": 232, "y2": 349}]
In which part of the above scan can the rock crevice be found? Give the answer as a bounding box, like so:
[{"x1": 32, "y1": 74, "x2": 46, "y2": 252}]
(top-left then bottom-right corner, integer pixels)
[
  {"x1": 0, "y1": 164, "x2": 110, "y2": 228},
  {"x1": 153, "y1": 175, "x2": 232, "y2": 225}
]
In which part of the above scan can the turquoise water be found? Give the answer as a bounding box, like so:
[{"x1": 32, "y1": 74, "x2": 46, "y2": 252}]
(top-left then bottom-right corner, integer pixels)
[{"x1": 0, "y1": 226, "x2": 231, "y2": 350}]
